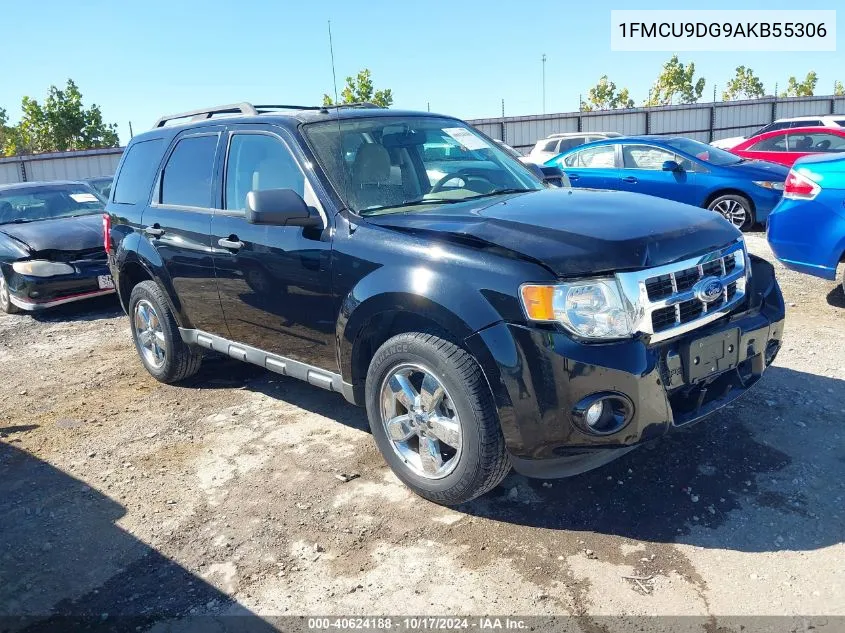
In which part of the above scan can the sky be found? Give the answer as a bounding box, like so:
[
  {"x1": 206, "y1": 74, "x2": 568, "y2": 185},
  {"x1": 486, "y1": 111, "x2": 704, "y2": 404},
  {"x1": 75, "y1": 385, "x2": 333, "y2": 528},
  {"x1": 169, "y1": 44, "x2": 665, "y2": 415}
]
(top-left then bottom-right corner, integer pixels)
[{"x1": 0, "y1": 0, "x2": 842, "y2": 145}]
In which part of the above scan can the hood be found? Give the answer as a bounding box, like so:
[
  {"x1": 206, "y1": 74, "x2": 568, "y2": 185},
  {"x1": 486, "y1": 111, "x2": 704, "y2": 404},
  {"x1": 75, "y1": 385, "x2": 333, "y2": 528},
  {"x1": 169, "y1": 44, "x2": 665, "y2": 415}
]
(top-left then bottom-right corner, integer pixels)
[
  {"x1": 366, "y1": 188, "x2": 742, "y2": 277},
  {"x1": 0, "y1": 214, "x2": 104, "y2": 257},
  {"x1": 723, "y1": 159, "x2": 789, "y2": 180}
]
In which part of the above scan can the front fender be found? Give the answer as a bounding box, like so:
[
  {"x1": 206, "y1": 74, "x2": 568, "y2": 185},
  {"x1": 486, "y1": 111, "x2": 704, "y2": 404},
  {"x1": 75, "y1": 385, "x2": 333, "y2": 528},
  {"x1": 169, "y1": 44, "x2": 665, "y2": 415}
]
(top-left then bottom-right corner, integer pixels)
[{"x1": 337, "y1": 263, "x2": 507, "y2": 382}]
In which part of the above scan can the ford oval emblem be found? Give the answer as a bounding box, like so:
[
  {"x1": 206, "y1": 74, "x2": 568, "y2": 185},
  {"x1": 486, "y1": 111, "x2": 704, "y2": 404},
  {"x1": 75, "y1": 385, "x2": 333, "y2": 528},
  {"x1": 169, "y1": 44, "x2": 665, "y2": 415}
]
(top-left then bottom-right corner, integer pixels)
[{"x1": 694, "y1": 276, "x2": 724, "y2": 303}]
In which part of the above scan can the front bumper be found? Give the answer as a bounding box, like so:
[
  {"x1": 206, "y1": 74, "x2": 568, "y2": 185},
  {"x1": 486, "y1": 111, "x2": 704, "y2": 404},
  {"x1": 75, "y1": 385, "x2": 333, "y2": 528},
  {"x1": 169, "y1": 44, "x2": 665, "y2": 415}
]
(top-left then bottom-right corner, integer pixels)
[
  {"x1": 4, "y1": 262, "x2": 115, "y2": 311},
  {"x1": 465, "y1": 256, "x2": 785, "y2": 478}
]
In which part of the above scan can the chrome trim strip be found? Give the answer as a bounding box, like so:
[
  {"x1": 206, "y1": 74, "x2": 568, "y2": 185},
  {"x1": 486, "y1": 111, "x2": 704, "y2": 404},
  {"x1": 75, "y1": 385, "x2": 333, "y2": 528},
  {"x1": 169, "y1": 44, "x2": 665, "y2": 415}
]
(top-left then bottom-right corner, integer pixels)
[
  {"x1": 9, "y1": 288, "x2": 116, "y2": 311},
  {"x1": 616, "y1": 240, "x2": 749, "y2": 344},
  {"x1": 178, "y1": 328, "x2": 356, "y2": 404}
]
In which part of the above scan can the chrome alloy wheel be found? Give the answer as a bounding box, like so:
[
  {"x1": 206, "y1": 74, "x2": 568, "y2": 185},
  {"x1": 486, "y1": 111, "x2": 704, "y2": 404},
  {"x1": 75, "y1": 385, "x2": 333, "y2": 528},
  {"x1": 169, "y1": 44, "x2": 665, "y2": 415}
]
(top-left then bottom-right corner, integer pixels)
[
  {"x1": 379, "y1": 363, "x2": 463, "y2": 479},
  {"x1": 134, "y1": 299, "x2": 166, "y2": 369},
  {"x1": 712, "y1": 198, "x2": 747, "y2": 228}
]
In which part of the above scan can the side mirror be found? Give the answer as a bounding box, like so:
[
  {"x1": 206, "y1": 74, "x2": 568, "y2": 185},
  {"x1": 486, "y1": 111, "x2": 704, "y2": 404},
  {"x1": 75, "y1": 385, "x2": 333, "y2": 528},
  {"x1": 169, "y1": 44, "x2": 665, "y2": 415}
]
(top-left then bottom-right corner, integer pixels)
[
  {"x1": 662, "y1": 160, "x2": 682, "y2": 172},
  {"x1": 539, "y1": 165, "x2": 565, "y2": 182},
  {"x1": 245, "y1": 189, "x2": 322, "y2": 227}
]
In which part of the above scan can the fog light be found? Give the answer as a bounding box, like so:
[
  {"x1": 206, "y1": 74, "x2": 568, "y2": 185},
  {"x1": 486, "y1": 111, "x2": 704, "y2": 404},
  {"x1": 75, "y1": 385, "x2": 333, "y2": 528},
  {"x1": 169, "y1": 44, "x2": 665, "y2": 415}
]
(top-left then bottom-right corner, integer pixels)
[
  {"x1": 585, "y1": 401, "x2": 605, "y2": 428},
  {"x1": 571, "y1": 392, "x2": 635, "y2": 436}
]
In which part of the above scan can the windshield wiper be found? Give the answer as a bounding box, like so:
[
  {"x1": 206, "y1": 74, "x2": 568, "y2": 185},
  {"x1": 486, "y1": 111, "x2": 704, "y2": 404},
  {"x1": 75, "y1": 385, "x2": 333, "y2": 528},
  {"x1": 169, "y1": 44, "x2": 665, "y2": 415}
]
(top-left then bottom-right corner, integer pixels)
[
  {"x1": 462, "y1": 188, "x2": 536, "y2": 201},
  {"x1": 361, "y1": 189, "x2": 536, "y2": 215},
  {"x1": 7, "y1": 218, "x2": 32, "y2": 224}
]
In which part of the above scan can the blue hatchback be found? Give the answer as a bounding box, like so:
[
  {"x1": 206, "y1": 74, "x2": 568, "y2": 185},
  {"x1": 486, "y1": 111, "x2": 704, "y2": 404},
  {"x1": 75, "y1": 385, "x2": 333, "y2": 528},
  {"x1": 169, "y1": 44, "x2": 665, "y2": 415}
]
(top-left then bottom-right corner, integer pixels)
[
  {"x1": 545, "y1": 136, "x2": 789, "y2": 230},
  {"x1": 767, "y1": 153, "x2": 845, "y2": 289}
]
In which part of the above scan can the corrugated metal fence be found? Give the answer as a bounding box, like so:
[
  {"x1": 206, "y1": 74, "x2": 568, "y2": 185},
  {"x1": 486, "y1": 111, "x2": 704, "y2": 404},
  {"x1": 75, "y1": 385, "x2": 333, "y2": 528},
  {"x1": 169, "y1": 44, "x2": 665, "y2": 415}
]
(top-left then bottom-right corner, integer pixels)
[
  {"x1": 0, "y1": 147, "x2": 124, "y2": 185},
  {"x1": 468, "y1": 94, "x2": 845, "y2": 154}
]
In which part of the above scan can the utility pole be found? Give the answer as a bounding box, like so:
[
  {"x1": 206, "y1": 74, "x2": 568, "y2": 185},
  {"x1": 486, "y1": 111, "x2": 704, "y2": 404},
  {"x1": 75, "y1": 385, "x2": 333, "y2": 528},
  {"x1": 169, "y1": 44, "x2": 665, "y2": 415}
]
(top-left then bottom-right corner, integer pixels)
[
  {"x1": 542, "y1": 53, "x2": 547, "y2": 114},
  {"x1": 128, "y1": 121, "x2": 134, "y2": 139}
]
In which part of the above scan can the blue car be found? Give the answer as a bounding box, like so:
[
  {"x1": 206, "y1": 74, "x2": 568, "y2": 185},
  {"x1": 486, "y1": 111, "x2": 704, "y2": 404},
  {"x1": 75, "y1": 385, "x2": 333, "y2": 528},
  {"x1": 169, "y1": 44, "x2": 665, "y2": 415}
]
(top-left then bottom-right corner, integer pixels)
[
  {"x1": 767, "y1": 153, "x2": 845, "y2": 289},
  {"x1": 545, "y1": 136, "x2": 789, "y2": 230}
]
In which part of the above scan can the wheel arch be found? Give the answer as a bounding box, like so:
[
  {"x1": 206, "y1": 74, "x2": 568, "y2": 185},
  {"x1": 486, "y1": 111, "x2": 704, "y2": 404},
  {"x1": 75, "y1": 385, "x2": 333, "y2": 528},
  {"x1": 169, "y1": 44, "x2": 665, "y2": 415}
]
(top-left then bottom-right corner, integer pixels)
[{"x1": 703, "y1": 188, "x2": 757, "y2": 215}]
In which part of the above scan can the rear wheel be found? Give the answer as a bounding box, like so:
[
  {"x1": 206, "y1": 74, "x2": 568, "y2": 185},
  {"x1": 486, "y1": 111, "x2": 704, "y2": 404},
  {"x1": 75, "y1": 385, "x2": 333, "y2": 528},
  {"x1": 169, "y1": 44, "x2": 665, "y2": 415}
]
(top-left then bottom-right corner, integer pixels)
[
  {"x1": 128, "y1": 280, "x2": 201, "y2": 383},
  {"x1": 365, "y1": 332, "x2": 510, "y2": 506},
  {"x1": 707, "y1": 194, "x2": 754, "y2": 231},
  {"x1": 0, "y1": 272, "x2": 19, "y2": 314}
]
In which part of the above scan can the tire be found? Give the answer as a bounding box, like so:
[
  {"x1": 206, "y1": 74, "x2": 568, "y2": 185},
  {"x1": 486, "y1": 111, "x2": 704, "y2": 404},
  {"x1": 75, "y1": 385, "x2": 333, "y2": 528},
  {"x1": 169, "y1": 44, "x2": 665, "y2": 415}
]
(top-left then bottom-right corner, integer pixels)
[
  {"x1": 365, "y1": 332, "x2": 510, "y2": 506},
  {"x1": 128, "y1": 280, "x2": 201, "y2": 383},
  {"x1": 707, "y1": 194, "x2": 755, "y2": 231},
  {"x1": 0, "y1": 272, "x2": 20, "y2": 314}
]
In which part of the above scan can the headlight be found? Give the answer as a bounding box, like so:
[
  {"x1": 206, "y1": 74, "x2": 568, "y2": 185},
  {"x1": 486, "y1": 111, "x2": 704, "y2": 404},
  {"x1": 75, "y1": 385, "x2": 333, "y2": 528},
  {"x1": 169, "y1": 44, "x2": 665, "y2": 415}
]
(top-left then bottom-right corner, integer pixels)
[
  {"x1": 520, "y1": 278, "x2": 634, "y2": 339},
  {"x1": 753, "y1": 180, "x2": 784, "y2": 191},
  {"x1": 12, "y1": 260, "x2": 75, "y2": 277}
]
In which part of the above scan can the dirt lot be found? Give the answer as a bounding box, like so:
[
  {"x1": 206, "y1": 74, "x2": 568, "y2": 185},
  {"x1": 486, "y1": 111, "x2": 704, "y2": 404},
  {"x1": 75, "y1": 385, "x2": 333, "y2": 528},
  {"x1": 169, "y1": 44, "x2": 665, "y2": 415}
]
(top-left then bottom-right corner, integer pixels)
[{"x1": 1, "y1": 233, "x2": 844, "y2": 630}]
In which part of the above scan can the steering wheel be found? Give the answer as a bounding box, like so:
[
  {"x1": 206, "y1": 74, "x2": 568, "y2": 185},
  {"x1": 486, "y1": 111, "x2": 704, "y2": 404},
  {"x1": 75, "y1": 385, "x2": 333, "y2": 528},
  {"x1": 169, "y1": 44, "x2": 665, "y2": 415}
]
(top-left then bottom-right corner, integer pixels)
[{"x1": 430, "y1": 169, "x2": 497, "y2": 194}]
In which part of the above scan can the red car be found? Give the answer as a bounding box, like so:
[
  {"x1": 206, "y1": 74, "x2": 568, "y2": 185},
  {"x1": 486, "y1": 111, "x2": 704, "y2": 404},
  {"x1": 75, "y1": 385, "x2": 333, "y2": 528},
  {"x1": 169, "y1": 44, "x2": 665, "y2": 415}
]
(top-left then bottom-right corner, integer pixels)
[{"x1": 730, "y1": 126, "x2": 845, "y2": 167}]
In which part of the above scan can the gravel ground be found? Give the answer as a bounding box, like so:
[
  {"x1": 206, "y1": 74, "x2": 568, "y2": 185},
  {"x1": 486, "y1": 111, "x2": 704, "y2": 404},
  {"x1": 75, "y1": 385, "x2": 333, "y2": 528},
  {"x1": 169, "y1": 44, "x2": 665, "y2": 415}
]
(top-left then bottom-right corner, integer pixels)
[{"x1": 0, "y1": 233, "x2": 843, "y2": 631}]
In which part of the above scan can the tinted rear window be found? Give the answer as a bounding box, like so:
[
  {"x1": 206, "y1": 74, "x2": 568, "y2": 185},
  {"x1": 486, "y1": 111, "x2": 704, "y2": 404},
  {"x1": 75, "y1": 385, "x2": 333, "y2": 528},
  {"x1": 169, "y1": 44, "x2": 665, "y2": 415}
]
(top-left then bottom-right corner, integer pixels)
[
  {"x1": 160, "y1": 135, "x2": 218, "y2": 208},
  {"x1": 112, "y1": 138, "x2": 165, "y2": 204}
]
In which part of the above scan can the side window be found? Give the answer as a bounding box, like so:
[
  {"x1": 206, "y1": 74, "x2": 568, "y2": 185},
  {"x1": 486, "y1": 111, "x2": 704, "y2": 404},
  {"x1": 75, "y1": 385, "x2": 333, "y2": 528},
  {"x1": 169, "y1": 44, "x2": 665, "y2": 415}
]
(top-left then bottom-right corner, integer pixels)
[
  {"x1": 160, "y1": 135, "x2": 218, "y2": 208},
  {"x1": 791, "y1": 120, "x2": 821, "y2": 128},
  {"x1": 748, "y1": 134, "x2": 788, "y2": 152},
  {"x1": 558, "y1": 137, "x2": 586, "y2": 152},
  {"x1": 564, "y1": 145, "x2": 616, "y2": 168},
  {"x1": 541, "y1": 139, "x2": 559, "y2": 152},
  {"x1": 112, "y1": 138, "x2": 165, "y2": 205},
  {"x1": 225, "y1": 134, "x2": 305, "y2": 211},
  {"x1": 786, "y1": 132, "x2": 845, "y2": 153},
  {"x1": 622, "y1": 145, "x2": 676, "y2": 169}
]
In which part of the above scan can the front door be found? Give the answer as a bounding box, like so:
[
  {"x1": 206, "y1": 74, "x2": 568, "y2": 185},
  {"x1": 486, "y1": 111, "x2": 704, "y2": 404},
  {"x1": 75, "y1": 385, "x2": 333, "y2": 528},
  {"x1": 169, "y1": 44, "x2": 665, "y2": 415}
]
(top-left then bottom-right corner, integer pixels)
[
  {"x1": 139, "y1": 129, "x2": 226, "y2": 334},
  {"x1": 558, "y1": 143, "x2": 619, "y2": 189},
  {"x1": 618, "y1": 144, "x2": 697, "y2": 205},
  {"x1": 210, "y1": 126, "x2": 336, "y2": 370}
]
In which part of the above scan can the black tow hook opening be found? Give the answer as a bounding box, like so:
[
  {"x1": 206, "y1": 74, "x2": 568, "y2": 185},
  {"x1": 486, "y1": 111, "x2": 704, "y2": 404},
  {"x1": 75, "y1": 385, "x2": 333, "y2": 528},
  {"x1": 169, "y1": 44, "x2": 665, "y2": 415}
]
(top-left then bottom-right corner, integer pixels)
[
  {"x1": 764, "y1": 339, "x2": 781, "y2": 366},
  {"x1": 571, "y1": 392, "x2": 635, "y2": 436}
]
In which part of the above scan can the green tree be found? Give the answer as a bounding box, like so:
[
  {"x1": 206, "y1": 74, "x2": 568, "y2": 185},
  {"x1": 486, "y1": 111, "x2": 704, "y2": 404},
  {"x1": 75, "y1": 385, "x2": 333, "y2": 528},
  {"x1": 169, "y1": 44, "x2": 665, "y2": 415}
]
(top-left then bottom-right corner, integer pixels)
[
  {"x1": 3, "y1": 79, "x2": 119, "y2": 155},
  {"x1": 0, "y1": 107, "x2": 8, "y2": 155},
  {"x1": 780, "y1": 71, "x2": 817, "y2": 97},
  {"x1": 323, "y1": 69, "x2": 393, "y2": 108},
  {"x1": 834, "y1": 80, "x2": 844, "y2": 96},
  {"x1": 722, "y1": 66, "x2": 765, "y2": 101},
  {"x1": 581, "y1": 76, "x2": 634, "y2": 111},
  {"x1": 644, "y1": 55, "x2": 705, "y2": 106}
]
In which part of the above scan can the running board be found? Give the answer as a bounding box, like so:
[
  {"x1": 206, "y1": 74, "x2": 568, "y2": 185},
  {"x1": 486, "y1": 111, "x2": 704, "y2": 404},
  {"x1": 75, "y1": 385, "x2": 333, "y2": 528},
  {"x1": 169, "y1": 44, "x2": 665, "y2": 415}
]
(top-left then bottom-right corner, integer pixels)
[{"x1": 179, "y1": 328, "x2": 356, "y2": 404}]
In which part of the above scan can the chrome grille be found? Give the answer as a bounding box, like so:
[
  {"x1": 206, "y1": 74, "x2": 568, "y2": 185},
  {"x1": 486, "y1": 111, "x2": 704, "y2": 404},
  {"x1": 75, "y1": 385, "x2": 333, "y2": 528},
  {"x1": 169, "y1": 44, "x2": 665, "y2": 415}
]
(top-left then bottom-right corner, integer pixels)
[{"x1": 616, "y1": 240, "x2": 749, "y2": 343}]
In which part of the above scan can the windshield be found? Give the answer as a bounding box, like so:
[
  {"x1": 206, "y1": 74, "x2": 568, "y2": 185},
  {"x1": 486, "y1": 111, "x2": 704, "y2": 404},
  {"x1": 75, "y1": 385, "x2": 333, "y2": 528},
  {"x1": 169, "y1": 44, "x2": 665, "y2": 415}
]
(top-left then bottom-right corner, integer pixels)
[
  {"x1": 662, "y1": 138, "x2": 741, "y2": 166},
  {"x1": 303, "y1": 116, "x2": 544, "y2": 216},
  {"x1": 0, "y1": 184, "x2": 104, "y2": 225}
]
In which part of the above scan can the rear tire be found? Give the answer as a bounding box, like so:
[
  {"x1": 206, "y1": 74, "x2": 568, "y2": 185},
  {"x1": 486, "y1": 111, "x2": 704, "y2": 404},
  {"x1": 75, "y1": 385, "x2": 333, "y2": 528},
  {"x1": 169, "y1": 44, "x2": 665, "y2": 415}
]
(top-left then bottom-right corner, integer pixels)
[
  {"x1": 707, "y1": 194, "x2": 755, "y2": 231},
  {"x1": 0, "y1": 272, "x2": 20, "y2": 314},
  {"x1": 365, "y1": 332, "x2": 510, "y2": 506},
  {"x1": 128, "y1": 280, "x2": 201, "y2": 383}
]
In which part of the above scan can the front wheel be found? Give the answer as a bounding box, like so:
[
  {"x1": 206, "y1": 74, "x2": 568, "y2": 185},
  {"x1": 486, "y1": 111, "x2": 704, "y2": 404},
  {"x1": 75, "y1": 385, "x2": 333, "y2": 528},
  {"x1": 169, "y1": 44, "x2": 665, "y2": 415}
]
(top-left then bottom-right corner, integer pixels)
[
  {"x1": 0, "y1": 272, "x2": 20, "y2": 314},
  {"x1": 707, "y1": 194, "x2": 755, "y2": 231},
  {"x1": 365, "y1": 332, "x2": 510, "y2": 506}
]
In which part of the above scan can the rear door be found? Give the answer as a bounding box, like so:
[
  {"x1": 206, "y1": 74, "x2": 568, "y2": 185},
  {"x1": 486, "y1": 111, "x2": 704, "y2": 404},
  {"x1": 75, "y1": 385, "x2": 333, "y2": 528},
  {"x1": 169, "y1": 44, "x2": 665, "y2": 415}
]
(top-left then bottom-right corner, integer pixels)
[
  {"x1": 210, "y1": 124, "x2": 336, "y2": 370},
  {"x1": 738, "y1": 131, "x2": 790, "y2": 164},
  {"x1": 559, "y1": 143, "x2": 619, "y2": 189},
  {"x1": 617, "y1": 143, "x2": 698, "y2": 204},
  {"x1": 139, "y1": 128, "x2": 226, "y2": 334}
]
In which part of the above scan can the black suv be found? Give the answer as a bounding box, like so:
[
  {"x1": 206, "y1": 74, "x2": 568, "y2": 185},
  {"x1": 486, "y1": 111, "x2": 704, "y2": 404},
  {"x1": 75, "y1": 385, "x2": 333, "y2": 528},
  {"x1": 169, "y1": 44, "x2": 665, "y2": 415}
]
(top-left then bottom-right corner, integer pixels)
[{"x1": 105, "y1": 102, "x2": 785, "y2": 505}]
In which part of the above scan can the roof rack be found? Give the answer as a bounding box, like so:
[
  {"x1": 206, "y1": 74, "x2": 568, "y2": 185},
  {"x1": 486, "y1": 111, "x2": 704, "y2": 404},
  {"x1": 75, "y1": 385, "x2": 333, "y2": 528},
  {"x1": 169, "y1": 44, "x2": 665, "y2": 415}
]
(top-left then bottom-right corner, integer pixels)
[
  {"x1": 152, "y1": 102, "x2": 258, "y2": 128},
  {"x1": 152, "y1": 101, "x2": 387, "y2": 128}
]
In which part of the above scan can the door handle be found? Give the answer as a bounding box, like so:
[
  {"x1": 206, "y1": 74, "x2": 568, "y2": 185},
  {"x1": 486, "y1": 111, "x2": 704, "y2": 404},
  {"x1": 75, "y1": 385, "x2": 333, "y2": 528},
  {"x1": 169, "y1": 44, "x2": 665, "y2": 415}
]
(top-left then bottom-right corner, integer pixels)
[
  {"x1": 622, "y1": 176, "x2": 638, "y2": 184},
  {"x1": 568, "y1": 174, "x2": 580, "y2": 181},
  {"x1": 144, "y1": 225, "x2": 164, "y2": 238},
  {"x1": 218, "y1": 237, "x2": 244, "y2": 251}
]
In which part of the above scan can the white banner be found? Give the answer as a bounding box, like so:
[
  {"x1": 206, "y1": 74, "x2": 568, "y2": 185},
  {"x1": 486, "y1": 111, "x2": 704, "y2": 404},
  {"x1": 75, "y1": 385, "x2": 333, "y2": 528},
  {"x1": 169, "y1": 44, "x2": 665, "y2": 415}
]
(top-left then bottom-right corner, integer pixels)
[{"x1": 611, "y1": 10, "x2": 836, "y2": 52}]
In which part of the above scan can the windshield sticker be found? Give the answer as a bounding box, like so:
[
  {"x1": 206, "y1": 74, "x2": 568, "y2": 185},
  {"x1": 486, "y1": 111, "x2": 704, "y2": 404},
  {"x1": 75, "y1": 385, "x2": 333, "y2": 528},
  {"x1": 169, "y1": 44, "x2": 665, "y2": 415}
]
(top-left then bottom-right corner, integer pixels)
[
  {"x1": 70, "y1": 193, "x2": 99, "y2": 203},
  {"x1": 443, "y1": 127, "x2": 489, "y2": 151}
]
